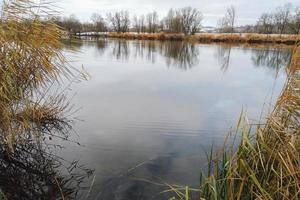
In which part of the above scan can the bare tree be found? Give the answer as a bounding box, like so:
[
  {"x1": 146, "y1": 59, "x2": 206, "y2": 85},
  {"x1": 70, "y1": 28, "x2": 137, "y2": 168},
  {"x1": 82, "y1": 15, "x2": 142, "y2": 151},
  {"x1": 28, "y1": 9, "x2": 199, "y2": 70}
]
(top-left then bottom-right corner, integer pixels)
[
  {"x1": 162, "y1": 9, "x2": 182, "y2": 33},
  {"x1": 81, "y1": 22, "x2": 94, "y2": 32},
  {"x1": 274, "y1": 3, "x2": 292, "y2": 34},
  {"x1": 62, "y1": 14, "x2": 82, "y2": 34},
  {"x1": 141, "y1": 15, "x2": 146, "y2": 33},
  {"x1": 177, "y1": 7, "x2": 203, "y2": 35},
  {"x1": 256, "y1": 4, "x2": 300, "y2": 34},
  {"x1": 132, "y1": 14, "x2": 146, "y2": 33},
  {"x1": 91, "y1": 13, "x2": 106, "y2": 32},
  {"x1": 133, "y1": 15, "x2": 140, "y2": 33},
  {"x1": 218, "y1": 6, "x2": 236, "y2": 33},
  {"x1": 146, "y1": 11, "x2": 159, "y2": 33},
  {"x1": 107, "y1": 11, "x2": 130, "y2": 33},
  {"x1": 162, "y1": 7, "x2": 202, "y2": 34},
  {"x1": 256, "y1": 13, "x2": 275, "y2": 34},
  {"x1": 290, "y1": 7, "x2": 300, "y2": 34}
]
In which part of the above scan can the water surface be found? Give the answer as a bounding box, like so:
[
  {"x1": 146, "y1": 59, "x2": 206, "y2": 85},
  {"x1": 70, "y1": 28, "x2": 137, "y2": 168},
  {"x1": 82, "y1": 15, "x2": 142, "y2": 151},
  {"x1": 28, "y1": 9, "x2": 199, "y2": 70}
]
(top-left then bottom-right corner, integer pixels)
[{"x1": 61, "y1": 39, "x2": 291, "y2": 199}]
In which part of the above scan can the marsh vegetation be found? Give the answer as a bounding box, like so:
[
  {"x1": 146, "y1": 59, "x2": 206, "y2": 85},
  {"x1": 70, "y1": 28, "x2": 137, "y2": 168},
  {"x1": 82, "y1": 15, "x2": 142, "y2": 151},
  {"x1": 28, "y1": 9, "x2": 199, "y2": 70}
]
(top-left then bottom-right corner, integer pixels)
[{"x1": 0, "y1": 1, "x2": 92, "y2": 199}]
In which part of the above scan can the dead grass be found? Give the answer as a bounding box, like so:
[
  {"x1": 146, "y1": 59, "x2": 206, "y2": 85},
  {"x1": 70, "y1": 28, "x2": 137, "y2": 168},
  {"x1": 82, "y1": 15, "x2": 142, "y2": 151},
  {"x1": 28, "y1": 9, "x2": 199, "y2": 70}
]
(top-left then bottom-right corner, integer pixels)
[
  {"x1": 0, "y1": 0, "x2": 76, "y2": 150},
  {"x1": 105, "y1": 32, "x2": 300, "y2": 45}
]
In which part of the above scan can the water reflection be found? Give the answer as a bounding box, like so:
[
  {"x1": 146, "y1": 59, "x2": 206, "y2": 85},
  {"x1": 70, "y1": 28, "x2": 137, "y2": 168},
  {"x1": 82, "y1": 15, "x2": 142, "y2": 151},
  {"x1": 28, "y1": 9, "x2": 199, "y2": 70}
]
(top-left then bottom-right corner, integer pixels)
[
  {"x1": 111, "y1": 40, "x2": 130, "y2": 61},
  {"x1": 214, "y1": 45, "x2": 293, "y2": 75},
  {"x1": 0, "y1": 92, "x2": 93, "y2": 199},
  {"x1": 132, "y1": 40, "x2": 200, "y2": 68},
  {"x1": 97, "y1": 154, "x2": 179, "y2": 199},
  {"x1": 251, "y1": 48, "x2": 292, "y2": 75},
  {"x1": 0, "y1": 138, "x2": 92, "y2": 199},
  {"x1": 66, "y1": 39, "x2": 292, "y2": 73},
  {"x1": 62, "y1": 39, "x2": 108, "y2": 56},
  {"x1": 103, "y1": 39, "x2": 200, "y2": 69},
  {"x1": 133, "y1": 41, "x2": 157, "y2": 64},
  {"x1": 62, "y1": 39, "x2": 292, "y2": 200},
  {"x1": 160, "y1": 42, "x2": 199, "y2": 70},
  {"x1": 95, "y1": 40, "x2": 108, "y2": 56},
  {"x1": 215, "y1": 45, "x2": 232, "y2": 73}
]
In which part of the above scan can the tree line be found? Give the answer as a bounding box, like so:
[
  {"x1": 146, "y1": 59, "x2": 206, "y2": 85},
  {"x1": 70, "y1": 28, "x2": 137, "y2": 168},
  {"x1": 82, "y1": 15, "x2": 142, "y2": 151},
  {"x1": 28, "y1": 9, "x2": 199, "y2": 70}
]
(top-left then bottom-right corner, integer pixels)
[
  {"x1": 52, "y1": 3, "x2": 300, "y2": 35},
  {"x1": 255, "y1": 3, "x2": 300, "y2": 34},
  {"x1": 51, "y1": 6, "x2": 203, "y2": 35}
]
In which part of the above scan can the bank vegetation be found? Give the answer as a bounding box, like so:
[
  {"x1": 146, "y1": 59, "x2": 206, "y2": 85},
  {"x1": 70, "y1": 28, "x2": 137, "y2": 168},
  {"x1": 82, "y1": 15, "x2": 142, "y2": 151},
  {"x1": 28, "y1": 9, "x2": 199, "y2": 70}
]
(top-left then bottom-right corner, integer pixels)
[
  {"x1": 0, "y1": 1, "x2": 91, "y2": 199},
  {"x1": 105, "y1": 32, "x2": 300, "y2": 45}
]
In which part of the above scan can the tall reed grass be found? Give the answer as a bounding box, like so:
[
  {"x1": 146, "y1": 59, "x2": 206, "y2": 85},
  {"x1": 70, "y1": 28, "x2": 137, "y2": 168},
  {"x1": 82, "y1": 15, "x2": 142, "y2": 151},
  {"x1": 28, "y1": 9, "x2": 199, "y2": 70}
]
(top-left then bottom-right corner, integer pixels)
[
  {"x1": 167, "y1": 45, "x2": 300, "y2": 200},
  {"x1": 0, "y1": 1, "x2": 92, "y2": 198},
  {"x1": 0, "y1": 0, "x2": 77, "y2": 150}
]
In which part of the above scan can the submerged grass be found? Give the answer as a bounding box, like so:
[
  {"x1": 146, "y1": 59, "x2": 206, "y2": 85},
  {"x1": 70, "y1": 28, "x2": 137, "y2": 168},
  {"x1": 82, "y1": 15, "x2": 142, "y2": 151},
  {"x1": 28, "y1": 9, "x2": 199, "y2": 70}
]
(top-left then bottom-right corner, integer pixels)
[
  {"x1": 167, "y1": 45, "x2": 300, "y2": 200},
  {"x1": 105, "y1": 32, "x2": 300, "y2": 45}
]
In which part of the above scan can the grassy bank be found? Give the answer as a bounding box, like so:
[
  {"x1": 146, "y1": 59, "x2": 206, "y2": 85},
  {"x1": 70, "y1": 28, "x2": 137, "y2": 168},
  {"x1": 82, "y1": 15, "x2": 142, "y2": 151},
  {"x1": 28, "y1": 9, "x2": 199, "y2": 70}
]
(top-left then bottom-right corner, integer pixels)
[
  {"x1": 168, "y1": 45, "x2": 300, "y2": 199},
  {"x1": 105, "y1": 32, "x2": 300, "y2": 45}
]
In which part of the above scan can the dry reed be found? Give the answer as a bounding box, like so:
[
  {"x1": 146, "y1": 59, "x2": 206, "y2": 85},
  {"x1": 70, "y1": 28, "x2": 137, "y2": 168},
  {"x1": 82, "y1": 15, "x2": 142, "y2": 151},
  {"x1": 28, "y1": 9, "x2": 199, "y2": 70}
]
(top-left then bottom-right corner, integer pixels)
[{"x1": 104, "y1": 32, "x2": 300, "y2": 45}]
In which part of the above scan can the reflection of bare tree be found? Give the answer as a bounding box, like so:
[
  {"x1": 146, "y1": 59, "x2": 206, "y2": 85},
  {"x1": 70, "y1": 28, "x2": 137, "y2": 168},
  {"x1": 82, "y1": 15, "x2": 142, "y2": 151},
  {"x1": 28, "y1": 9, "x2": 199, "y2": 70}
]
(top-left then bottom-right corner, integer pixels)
[
  {"x1": 62, "y1": 39, "x2": 84, "y2": 50},
  {"x1": 112, "y1": 40, "x2": 199, "y2": 70},
  {"x1": 93, "y1": 39, "x2": 108, "y2": 56},
  {"x1": 63, "y1": 38, "x2": 108, "y2": 56},
  {"x1": 0, "y1": 139, "x2": 92, "y2": 199},
  {"x1": 133, "y1": 41, "x2": 157, "y2": 63},
  {"x1": 111, "y1": 40, "x2": 130, "y2": 60},
  {"x1": 133, "y1": 41, "x2": 146, "y2": 59},
  {"x1": 251, "y1": 48, "x2": 292, "y2": 75},
  {"x1": 216, "y1": 45, "x2": 232, "y2": 73},
  {"x1": 146, "y1": 41, "x2": 157, "y2": 64},
  {"x1": 160, "y1": 42, "x2": 199, "y2": 70}
]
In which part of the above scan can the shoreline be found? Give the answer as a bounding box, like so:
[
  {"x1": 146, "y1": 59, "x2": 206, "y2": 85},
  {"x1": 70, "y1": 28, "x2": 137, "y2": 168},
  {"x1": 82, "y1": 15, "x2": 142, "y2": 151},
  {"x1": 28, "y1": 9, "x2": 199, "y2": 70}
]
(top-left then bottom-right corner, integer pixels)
[{"x1": 75, "y1": 32, "x2": 300, "y2": 45}]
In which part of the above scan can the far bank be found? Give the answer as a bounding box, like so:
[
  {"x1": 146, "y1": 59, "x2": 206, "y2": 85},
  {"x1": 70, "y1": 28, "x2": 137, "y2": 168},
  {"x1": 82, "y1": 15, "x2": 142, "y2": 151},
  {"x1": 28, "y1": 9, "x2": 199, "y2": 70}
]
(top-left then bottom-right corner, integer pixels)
[{"x1": 74, "y1": 32, "x2": 300, "y2": 45}]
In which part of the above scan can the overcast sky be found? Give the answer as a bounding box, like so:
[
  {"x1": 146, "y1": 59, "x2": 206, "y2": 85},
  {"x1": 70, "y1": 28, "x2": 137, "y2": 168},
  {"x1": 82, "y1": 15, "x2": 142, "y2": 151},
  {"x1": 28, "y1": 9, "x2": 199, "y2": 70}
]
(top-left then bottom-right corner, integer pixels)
[{"x1": 57, "y1": 0, "x2": 298, "y2": 26}]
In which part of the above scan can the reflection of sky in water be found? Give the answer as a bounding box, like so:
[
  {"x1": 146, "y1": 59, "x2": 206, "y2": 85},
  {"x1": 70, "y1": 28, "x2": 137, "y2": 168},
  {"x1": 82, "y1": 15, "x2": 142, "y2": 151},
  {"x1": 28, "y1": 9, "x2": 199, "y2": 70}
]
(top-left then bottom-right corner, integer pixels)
[{"x1": 60, "y1": 40, "x2": 290, "y2": 199}]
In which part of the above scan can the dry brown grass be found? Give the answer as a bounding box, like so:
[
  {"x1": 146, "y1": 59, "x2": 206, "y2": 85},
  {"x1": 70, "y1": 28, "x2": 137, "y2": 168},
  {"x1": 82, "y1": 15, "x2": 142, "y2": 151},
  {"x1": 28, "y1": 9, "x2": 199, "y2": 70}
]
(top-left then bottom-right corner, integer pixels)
[
  {"x1": 106, "y1": 32, "x2": 300, "y2": 45},
  {"x1": 0, "y1": 0, "x2": 76, "y2": 150}
]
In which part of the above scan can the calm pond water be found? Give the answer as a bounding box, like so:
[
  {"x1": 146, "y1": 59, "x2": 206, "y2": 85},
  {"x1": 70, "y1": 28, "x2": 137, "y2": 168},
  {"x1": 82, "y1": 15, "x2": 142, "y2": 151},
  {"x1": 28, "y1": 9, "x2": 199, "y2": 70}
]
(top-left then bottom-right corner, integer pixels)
[{"x1": 59, "y1": 39, "x2": 290, "y2": 199}]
